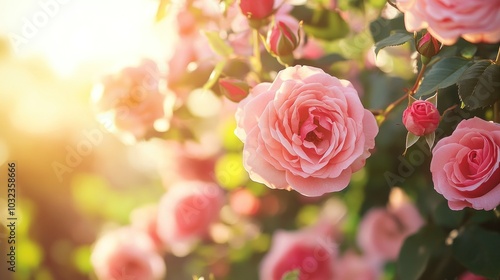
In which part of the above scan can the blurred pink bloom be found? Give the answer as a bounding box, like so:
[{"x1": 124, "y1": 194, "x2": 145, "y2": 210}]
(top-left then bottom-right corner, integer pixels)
[
  {"x1": 459, "y1": 272, "x2": 488, "y2": 280},
  {"x1": 130, "y1": 205, "x2": 163, "y2": 251},
  {"x1": 92, "y1": 59, "x2": 175, "y2": 141},
  {"x1": 403, "y1": 99, "x2": 440, "y2": 136},
  {"x1": 395, "y1": 0, "x2": 500, "y2": 45},
  {"x1": 235, "y1": 65, "x2": 378, "y2": 196},
  {"x1": 156, "y1": 140, "x2": 218, "y2": 186},
  {"x1": 219, "y1": 77, "x2": 250, "y2": 103},
  {"x1": 260, "y1": 222, "x2": 337, "y2": 280},
  {"x1": 91, "y1": 227, "x2": 166, "y2": 280},
  {"x1": 334, "y1": 250, "x2": 382, "y2": 280},
  {"x1": 229, "y1": 188, "x2": 261, "y2": 216},
  {"x1": 357, "y1": 190, "x2": 424, "y2": 263},
  {"x1": 301, "y1": 38, "x2": 325, "y2": 60},
  {"x1": 156, "y1": 181, "x2": 224, "y2": 251}
]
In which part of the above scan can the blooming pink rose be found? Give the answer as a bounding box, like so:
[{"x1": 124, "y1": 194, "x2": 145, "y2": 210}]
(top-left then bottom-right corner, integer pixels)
[
  {"x1": 395, "y1": 0, "x2": 500, "y2": 45},
  {"x1": 156, "y1": 181, "x2": 224, "y2": 251},
  {"x1": 402, "y1": 100, "x2": 440, "y2": 136},
  {"x1": 90, "y1": 227, "x2": 166, "y2": 280},
  {"x1": 235, "y1": 65, "x2": 378, "y2": 196},
  {"x1": 357, "y1": 193, "x2": 424, "y2": 262},
  {"x1": 92, "y1": 59, "x2": 175, "y2": 140},
  {"x1": 430, "y1": 117, "x2": 500, "y2": 210},
  {"x1": 260, "y1": 222, "x2": 337, "y2": 280}
]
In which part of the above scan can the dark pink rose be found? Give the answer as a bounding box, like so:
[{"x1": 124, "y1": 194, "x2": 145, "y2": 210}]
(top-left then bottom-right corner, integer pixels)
[
  {"x1": 402, "y1": 100, "x2": 440, "y2": 136},
  {"x1": 396, "y1": 0, "x2": 500, "y2": 45},
  {"x1": 239, "y1": 0, "x2": 275, "y2": 20},
  {"x1": 260, "y1": 222, "x2": 337, "y2": 280},
  {"x1": 156, "y1": 181, "x2": 224, "y2": 252},
  {"x1": 431, "y1": 117, "x2": 500, "y2": 210},
  {"x1": 90, "y1": 227, "x2": 166, "y2": 280},
  {"x1": 235, "y1": 65, "x2": 378, "y2": 196}
]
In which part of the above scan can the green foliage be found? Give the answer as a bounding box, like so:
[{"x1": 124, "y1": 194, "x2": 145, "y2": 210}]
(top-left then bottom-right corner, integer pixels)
[
  {"x1": 397, "y1": 225, "x2": 447, "y2": 280},
  {"x1": 281, "y1": 269, "x2": 300, "y2": 280},
  {"x1": 300, "y1": 8, "x2": 349, "y2": 41},
  {"x1": 416, "y1": 57, "x2": 472, "y2": 97},
  {"x1": 458, "y1": 61, "x2": 500, "y2": 109},
  {"x1": 374, "y1": 32, "x2": 413, "y2": 56},
  {"x1": 452, "y1": 225, "x2": 500, "y2": 279}
]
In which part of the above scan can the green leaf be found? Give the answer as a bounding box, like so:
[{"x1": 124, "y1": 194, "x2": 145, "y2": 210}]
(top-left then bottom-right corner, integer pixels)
[
  {"x1": 433, "y1": 199, "x2": 465, "y2": 229},
  {"x1": 281, "y1": 269, "x2": 300, "y2": 280},
  {"x1": 203, "y1": 31, "x2": 233, "y2": 58},
  {"x1": 452, "y1": 225, "x2": 500, "y2": 279},
  {"x1": 302, "y1": 9, "x2": 349, "y2": 41},
  {"x1": 416, "y1": 57, "x2": 472, "y2": 97},
  {"x1": 425, "y1": 132, "x2": 435, "y2": 149},
  {"x1": 397, "y1": 225, "x2": 446, "y2": 280},
  {"x1": 374, "y1": 32, "x2": 413, "y2": 56},
  {"x1": 369, "y1": 15, "x2": 406, "y2": 43},
  {"x1": 203, "y1": 61, "x2": 226, "y2": 90},
  {"x1": 403, "y1": 132, "x2": 420, "y2": 155},
  {"x1": 458, "y1": 62, "x2": 500, "y2": 109}
]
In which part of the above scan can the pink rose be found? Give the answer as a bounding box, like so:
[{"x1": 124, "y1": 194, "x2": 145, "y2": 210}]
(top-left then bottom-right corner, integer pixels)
[
  {"x1": 90, "y1": 227, "x2": 166, "y2": 280},
  {"x1": 395, "y1": 0, "x2": 500, "y2": 45},
  {"x1": 235, "y1": 65, "x2": 378, "y2": 196},
  {"x1": 357, "y1": 190, "x2": 424, "y2": 262},
  {"x1": 239, "y1": 0, "x2": 275, "y2": 20},
  {"x1": 92, "y1": 59, "x2": 175, "y2": 140},
  {"x1": 130, "y1": 205, "x2": 163, "y2": 251},
  {"x1": 260, "y1": 222, "x2": 337, "y2": 280},
  {"x1": 402, "y1": 100, "x2": 440, "y2": 136},
  {"x1": 430, "y1": 117, "x2": 500, "y2": 210},
  {"x1": 156, "y1": 181, "x2": 224, "y2": 252}
]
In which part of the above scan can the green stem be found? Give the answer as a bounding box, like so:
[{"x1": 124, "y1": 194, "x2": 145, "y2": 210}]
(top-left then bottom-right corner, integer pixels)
[{"x1": 252, "y1": 29, "x2": 262, "y2": 79}]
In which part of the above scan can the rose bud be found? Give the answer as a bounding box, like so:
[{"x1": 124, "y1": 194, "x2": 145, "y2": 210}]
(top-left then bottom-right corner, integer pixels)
[
  {"x1": 267, "y1": 20, "x2": 300, "y2": 57},
  {"x1": 402, "y1": 99, "x2": 440, "y2": 136},
  {"x1": 416, "y1": 32, "x2": 441, "y2": 62},
  {"x1": 219, "y1": 77, "x2": 250, "y2": 102},
  {"x1": 239, "y1": 0, "x2": 275, "y2": 20}
]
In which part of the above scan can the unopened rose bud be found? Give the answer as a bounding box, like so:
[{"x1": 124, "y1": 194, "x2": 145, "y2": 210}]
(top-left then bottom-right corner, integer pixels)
[
  {"x1": 267, "y1": 21, "x2": 300, "y2": 57},
  {"x1": 416, "y1": 32, "x2": 441, "y2": 60},
  {"x1": 219, "y1": 77, "x2": 250, "y2": 102},
  {"x1": 239, "y1": 0, "x2": 275, "y2": 20},
  {"x1": 402, "y1": 100, "x2": 440, "y2": 136}
]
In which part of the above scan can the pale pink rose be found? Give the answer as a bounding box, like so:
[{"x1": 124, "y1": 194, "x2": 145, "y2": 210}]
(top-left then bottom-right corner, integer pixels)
[
  {"x1": 235, "y1": 65, "x2": 378, "y2": 196},
  {"x1": 395, "y1": 0, "x2": 500, "y2": 45},
  {"x1": 92, "y1": 59, "x2": 175, "y2": 140},
  {"x1": 402, "y1": 100, "x2": 440, "y2": 136},
  {"x1": 156, "y1": 181, "x2": 224, "y2": 250},
  {"x1": 90, "y1": 227, "x2": 166, "y2": 280},
  {"x1": 430, "y1": 117, "x2": 500, "y2": 211},
  {"x1": 459, "y1": 272, "x2": 488, "y2": 280},
  {"x1": 334, "y1": 251, "x2": 382, "y2": 280},
  {"x1": 260, "y1": 222, "x2": 337, "y2": 280},
  {"x1": 357, "y1": 196, "x2": 424, "y2": 262}
]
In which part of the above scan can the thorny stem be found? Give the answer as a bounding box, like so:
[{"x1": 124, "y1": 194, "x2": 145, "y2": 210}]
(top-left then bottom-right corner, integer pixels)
[{"x1": 378, "y1": 62, "x2": 428, "y2": 125}]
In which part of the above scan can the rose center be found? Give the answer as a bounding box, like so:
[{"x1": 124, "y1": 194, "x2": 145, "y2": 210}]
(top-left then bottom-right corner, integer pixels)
[{"x1": 300, "y1": 108, "x2": 331, "y2": 145}]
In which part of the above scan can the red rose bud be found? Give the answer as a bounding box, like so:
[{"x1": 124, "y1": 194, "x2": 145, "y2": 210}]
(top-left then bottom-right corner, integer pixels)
[
  {"x1": 268, "y1": 21, "x2": 300, "y2": 57},
  {"x1": 417, "y1": 32, "x2": 441, "y2": 59},
  {"x1": 219, "y1": 78, "x2": 250, "y2": 102},
  {"x1": 402, "y1": 100, "x2": 440, "y2": 136},
  {"x1": 239, "y1": 0, "x2": 275, "y2": 20}
]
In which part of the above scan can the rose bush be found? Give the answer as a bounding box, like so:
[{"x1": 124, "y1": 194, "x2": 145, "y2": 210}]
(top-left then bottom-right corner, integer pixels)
[
  {"x1": 235, "y1": 65, "x2": 378, "y2": 196},
  {"x1": 430, "y1": 117, "x2": 500, "y2": 210},
  {"x1": 395, "y1": 0, "x2": 500, "y2": 45}
]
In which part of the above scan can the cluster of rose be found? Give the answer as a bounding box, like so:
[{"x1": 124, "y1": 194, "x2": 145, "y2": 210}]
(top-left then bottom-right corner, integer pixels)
[{"x1": 89, "y1": 0, "x2": 500, "y2": 279}]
